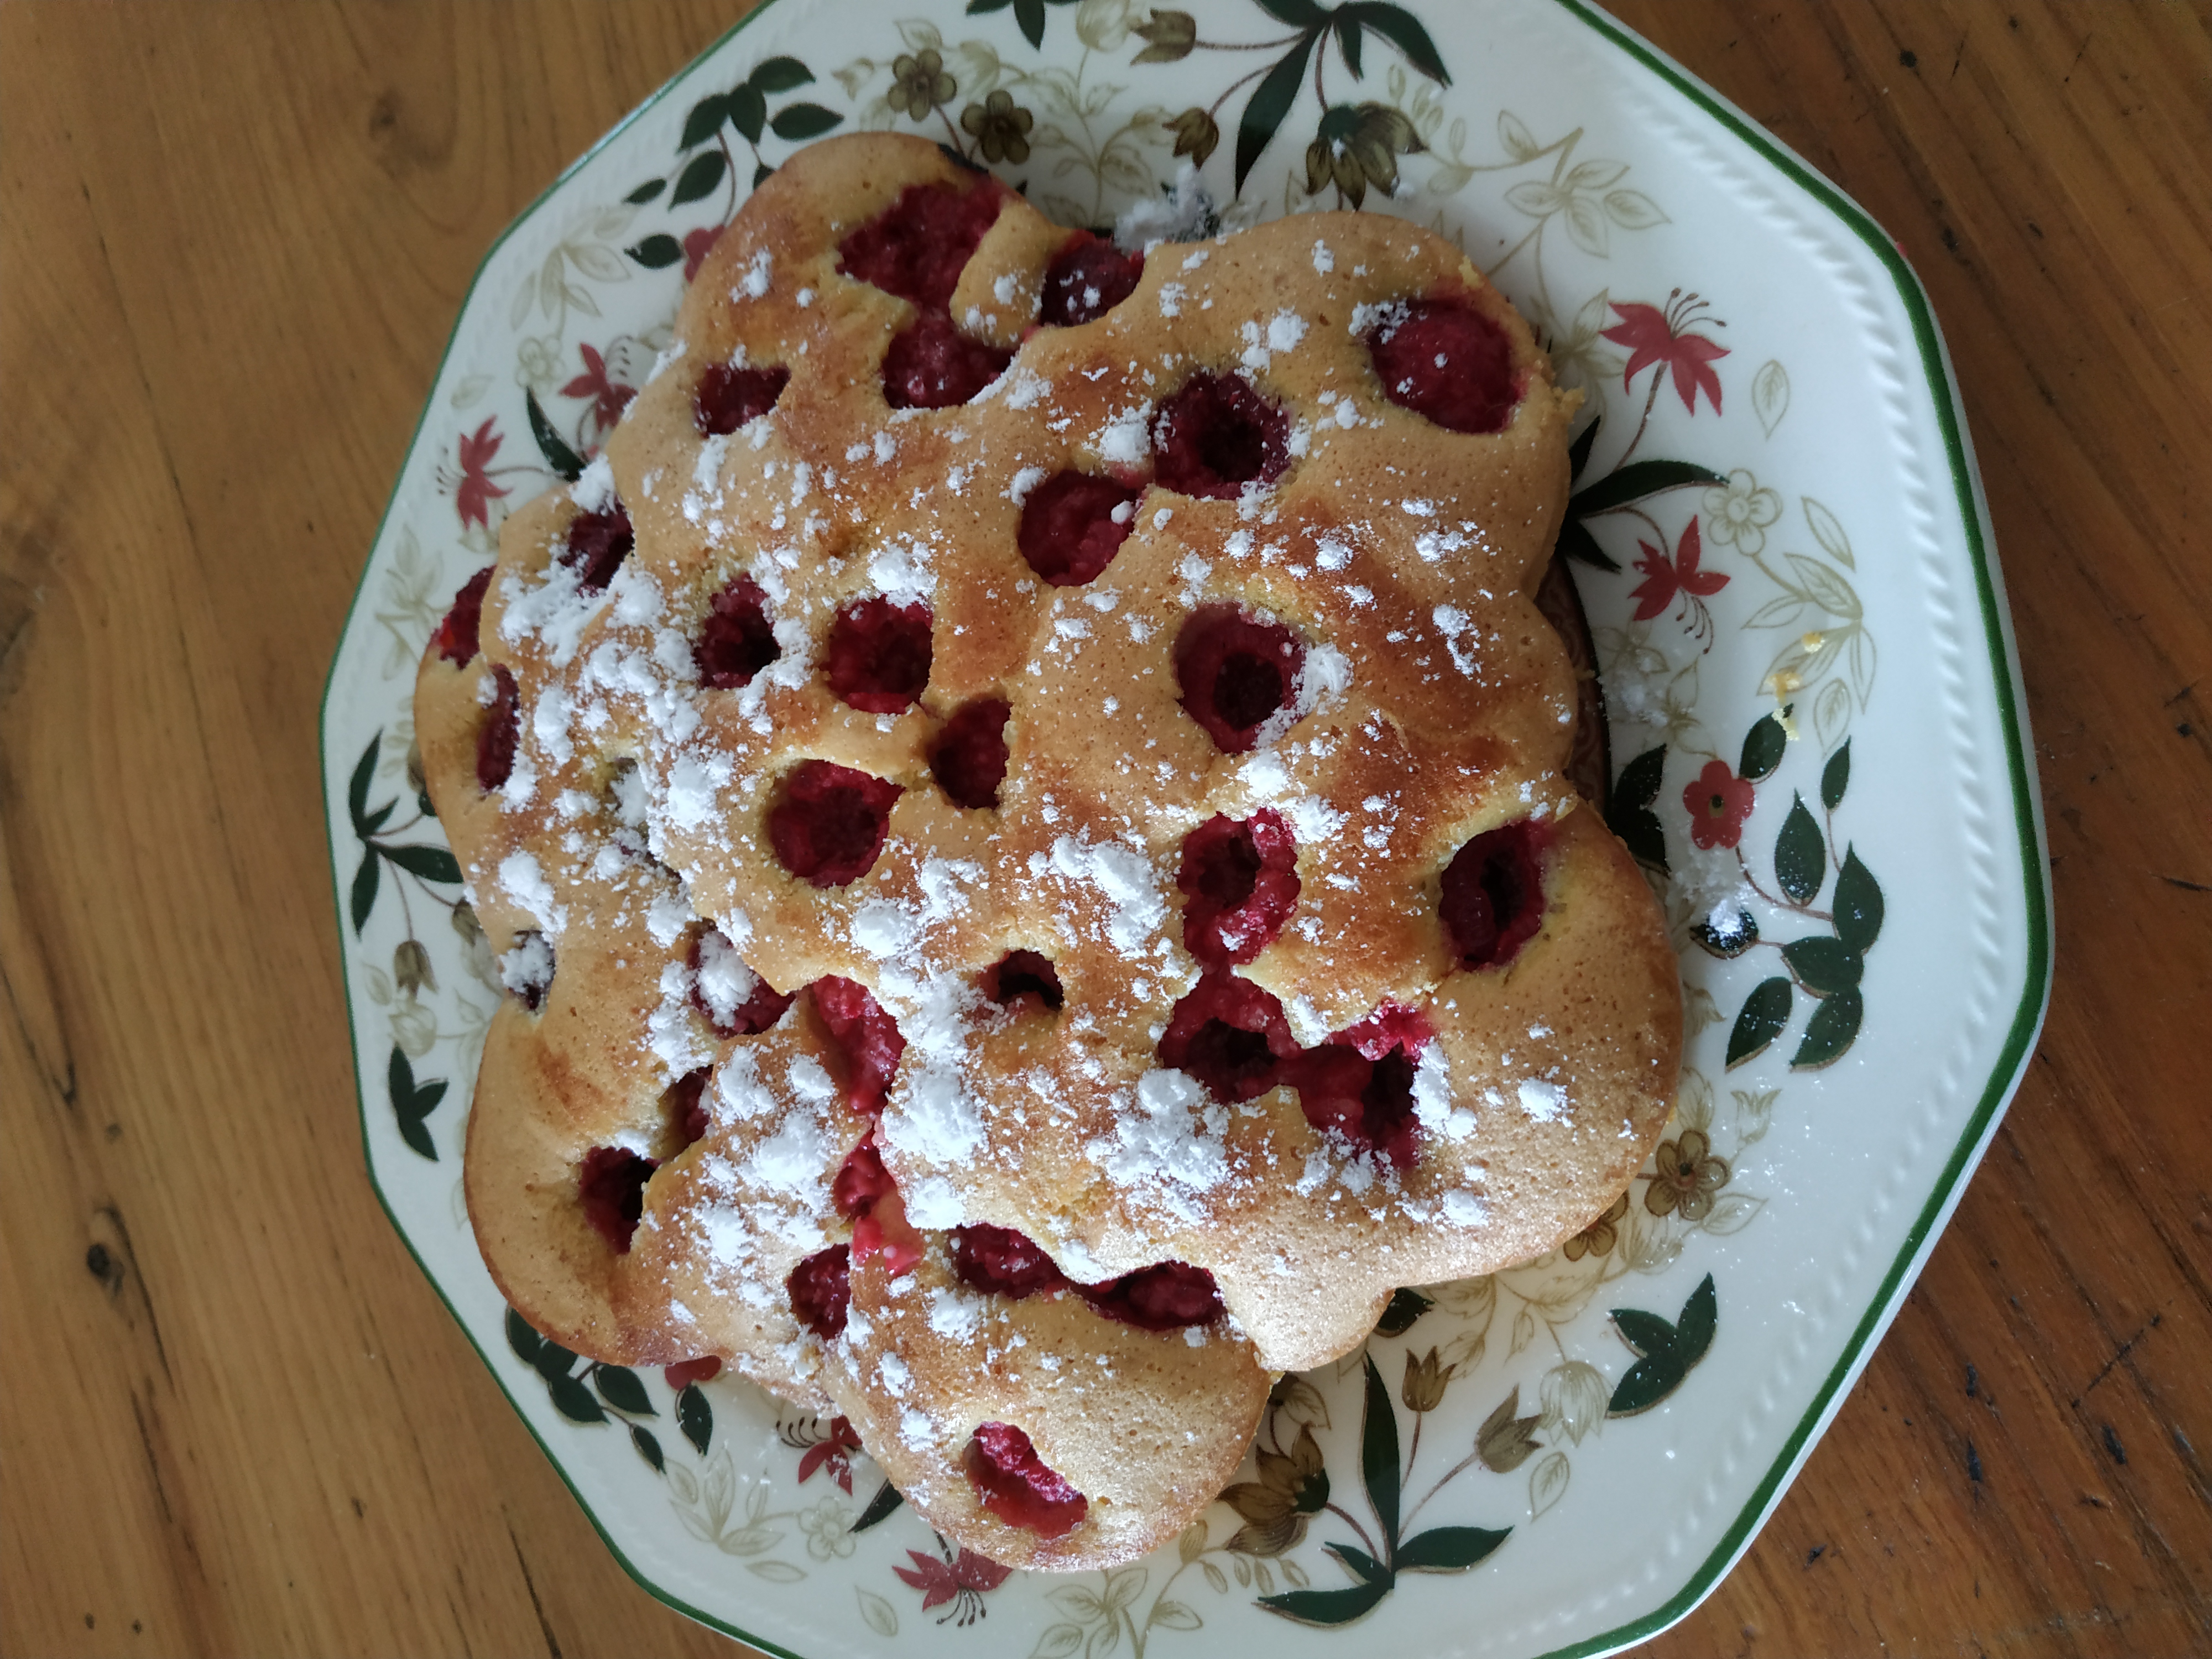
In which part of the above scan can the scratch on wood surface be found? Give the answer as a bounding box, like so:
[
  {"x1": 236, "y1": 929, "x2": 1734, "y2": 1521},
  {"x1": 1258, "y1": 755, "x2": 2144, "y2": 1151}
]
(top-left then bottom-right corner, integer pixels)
[
  {"x1": 2073, "y1": 1312, "x2": 2162, "y2": 1405},
  {"x1": 507, "y1": 1522, "x2": 566, "y2": 1659}
]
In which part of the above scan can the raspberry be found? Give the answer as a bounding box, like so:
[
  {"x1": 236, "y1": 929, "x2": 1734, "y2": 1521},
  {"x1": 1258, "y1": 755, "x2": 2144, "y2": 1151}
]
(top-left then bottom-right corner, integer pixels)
[
  {"x1": 1151, "y1": 372, "x2": 1290, "y2": 498},
  {"x1": 1039, "y1": 233, "x2": 1142, "y2": 327},
  {"x1": 476, "y1": 664, "x2": 520, "y2": 791},
  {"x1": 964, "y1": 1422, "x2": 1088, "y2": 1538},
  {"x1": 689, "y1": 928, "x2": 792, "y2": 1036},
  {"x1": 1285, "y1": 1042, "x2": 1420, "y2": 1169},
  {"x1": 667, "y1": 1068, "x2": 712, "y2": 1149},
  {"x1": 1440, "y1": 820, "x2": 1548, "y2": 969},
  {"x1": 1158, "y1": 973, "x2": 1296, "y2": 1103},
  {"x1": 787, "y1": 1245, "x2": 852, "y2": 1339},
  {"x1": 982, "y1": 950, "x2": 1063, "y2": 1013},
  {"x1": 1365, "y1": 297, "x2": 1521, "y2": 435},
  {"x1": 838, "y1": 179, "x2": 1008, "y2": 310},
  {"x1": 1016, "y1": 470, "x2": 1141, "y2": 586},
  {"x1": 826, "y1": 596, "x2": 932, "y2": 712},
  {"x1": 832, "y1": 1135, "x2": 895, "y2": 1218},
  {"x1": 950, "y1": 1223, "x2": 1069, "y2": 1299},
  {"x1": 1079, "y1": 1262, "x2": 1222, "y2": 1331},
  {"x1": 694, "y1": 572, "x2": 781, "y2": 689},
  {"x1": 769, "y1": 761, "x2": 901, "y2": 887},
  {"x1": 693, "y1": 362, "x2": 790, "y2": 435},
  {"x1": 930, "y1": 697, "x2": 1011, "y2": 809},
  {"x1": 578, "y1": 1146, "x2": 656, "y2": 1252},
  {"x1": 881, "y1": 310, "x2": 1013, "y2": 409},
  {"x1": 432, "y1": 566, "x2": 493, "y2": 665},
  {"x1": 1178, "y1": 810, "x2": 1299, "y2": 966},
  {"x1": 1332, "y1": 1000, "x2": 1434, "y2": 1062},
  {"x1": 813, "y1": 975, "x2": 907, "y2": 1115},
  {"x1": 561, "y1": 506, "x2": 633, "y2": 594},
  {"x1": 1174, "y1": 606, "x2": 1303, "y2": 754}
]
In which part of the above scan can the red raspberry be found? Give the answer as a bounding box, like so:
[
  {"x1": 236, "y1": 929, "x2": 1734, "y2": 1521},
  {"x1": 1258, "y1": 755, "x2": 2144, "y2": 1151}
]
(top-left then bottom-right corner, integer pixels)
[
  {"x1": 1284, "y1": 1042, "x2": 1421, "y2": 1170},
  {"x1": 1365, "y1": 296, "x2": 1522, "y2": 435},
  {"x1": 930, "y1": 697, "x2": 1011, "y2": 810},
  {"x1": 578, "y1": 1146, "x2": 656, "y2": 1252},
  {"x1": 1178, "y1": 811, "x2": 1299, "y2": 966},
  {"x1": 693, "y1": 363, "x2": 789, "y2": 435},
  {"x1": 826, "y1": 596, "x2": 932, "y2": 712},
  {"x1": 980, "y1": 950, "x2": 1062, "y2": 1013},
  {"x1": 812, "y1": 976, "x2": 907, "y2": 1115},
  {"x1": 432, "y1": 566, "x2": 494, "y2": 665},
  {"x1": 964, "y1": 1422, "x2": 1088, "y2": 1538},
  {"x1": 1157, "y1": 973, "x2": 1296, "y2": 1103},
  {"x1": 787, "y1": 1245, "x2": 852, "y2": 1339},
  {"x1": 667, "y1": 1067, "x2": 712, "y2": 1149},
  {"x1": 1440, "y1": 820, "x2": 1549, "y2": 969},
  {"x1": 838, "y1": 179, "x2": 1008, "y2": 310},
  {"x1": 1174, "y1": 606, "x2": 1304, "y2": 754},
  {"x1": 476, "y1": 664, "x2": 520, "y2": 791},
  {"x1": 1151, "y1": 372, "x2": 1289, "y2": 498},
  {"x1": 694, "y1": 572, "x2": 781, "y2": 690},
  {"x1": 881, "y1": 310, "x2": 1013, "y2": 409},
  {"x1": 561, "y1": 506, "x2": 633, "y2": 594},
  {"x1": 949, "y1": 1224, "x2": 1069, "y2": 1299},
  {"x1": 769, "y1": 762, "x2": 901, "y2": 887},
  {"x1": 1039, "y1": 233, "x2": 1142, "y2": 326},
  {"x1": 832, "y1": 1135, "x2": 895, "y2": 1219},
  {"x1": 1016, "y1": 470, "x2": 1141, "y2": 586},
  {"x1": 1079, "y1": 1262, "x2": 1222, "y2": 1331}
]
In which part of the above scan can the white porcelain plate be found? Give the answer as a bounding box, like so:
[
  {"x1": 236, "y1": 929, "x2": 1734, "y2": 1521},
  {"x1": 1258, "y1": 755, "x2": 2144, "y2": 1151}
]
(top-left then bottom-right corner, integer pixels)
[{"x1": 322, "y1": 2, "x2": 2052, "y2": 1653}]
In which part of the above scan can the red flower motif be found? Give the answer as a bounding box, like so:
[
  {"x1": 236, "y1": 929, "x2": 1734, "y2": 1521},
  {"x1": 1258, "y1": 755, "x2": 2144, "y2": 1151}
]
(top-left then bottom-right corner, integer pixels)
[
  {"x1": 1602, "y1": 294, "x2": 1730, "y2": 415},
  {"x1": 894, "y1": 1544, "x2": 1013, "y2": 1625},
  {"x1": 1684, "y1": 758, "x2": 1757, "y2": 850},
  {"x1": 454, "y1": 417, "x2": 510, "y2": 530},
  {"x1": 662, "y1": 1356, "x2": 720, "y2": 1391},
  {"x1": 560, "y1": 343, "x2": 635, "y2": 437},
  {"x1": 796, "y1": 1414, "x2": 863, "y2": 1494},
  {"x1": 1630, "y1": 517, "x2": 1728, "y2": 622},
  {"x1": 682, "y1": 223, "x2": 727, "y2": 283}
]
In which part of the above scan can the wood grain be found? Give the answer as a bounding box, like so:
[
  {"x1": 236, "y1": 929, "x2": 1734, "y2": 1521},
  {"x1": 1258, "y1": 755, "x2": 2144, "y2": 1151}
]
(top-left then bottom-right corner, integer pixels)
[{"x1": 1, "y1": 2, "x2": 2204, "y2": 1655}]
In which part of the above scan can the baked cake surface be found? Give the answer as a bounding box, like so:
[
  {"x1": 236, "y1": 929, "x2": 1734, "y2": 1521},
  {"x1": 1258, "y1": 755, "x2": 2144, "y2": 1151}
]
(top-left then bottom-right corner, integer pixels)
[{"x1": 414, "y1": 132, "x2": 1681, "y2": 1570}]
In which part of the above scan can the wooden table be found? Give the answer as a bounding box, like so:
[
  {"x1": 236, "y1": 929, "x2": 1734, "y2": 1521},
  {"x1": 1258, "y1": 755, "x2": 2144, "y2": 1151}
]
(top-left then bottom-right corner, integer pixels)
[{"x1": 2, "y1": 2, "x2": 2205, "y2": 1653}]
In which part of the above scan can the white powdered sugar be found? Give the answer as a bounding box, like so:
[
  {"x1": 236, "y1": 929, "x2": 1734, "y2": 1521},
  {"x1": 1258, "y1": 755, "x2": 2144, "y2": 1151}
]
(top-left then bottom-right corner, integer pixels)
[
  {"x1": 1410, "y1": 1045, "x2": 1475, "y2": 1140},
  {"x1": 1517, "y1": 1078, "x2": 1570, "y2": 1121},
  {"x1": 664, "y1": 750, "x2": 733, "y2": 831},
  {"x1": 867, "y1": 535, "x2": 937, "y2": 605},
  {"x1": 1672, "y1": 841, "x2": 1760, "y2": 940},
  {"x1": 1442, "y1": 1188, "x2": 1488, "y2": 1227},
  {"x1": 497, "y1": 933, "x2": 555, "y2": 1001},
  {"x1": 692, "y1": 927, "x2": 758, "y2": 1026},
  {"x1": 1088, "y1": 1068, "x2": 1231, "y2": 1218},
  {"x1": 1095, "y1": 403, "x2": 1153, "y2": 467},
  {"x1": 1007, "y1": 465, "x2": 1048, "y2": 507},
  {"x1": 732, "y1": 247, "x2": 772, "y2": 301},
  {"x1": 902, "y1": 1175, "x2": 964, "y2": 1229},
  {"x1": 570, "y1": 455, "x2": 618, "y2": 515},
  {"x1": 648, "y1": 960, "x2": 711, "y2": 1074},
  {"x1": 1036, "y1": 834, "x2": 1170, "y2": 958},
  {"x1": 497, "y1": 851, "x2": 566, "y2": 935},
  {"x1": 1432, "y1": 604, "x2": 1480, "y2": 676}
]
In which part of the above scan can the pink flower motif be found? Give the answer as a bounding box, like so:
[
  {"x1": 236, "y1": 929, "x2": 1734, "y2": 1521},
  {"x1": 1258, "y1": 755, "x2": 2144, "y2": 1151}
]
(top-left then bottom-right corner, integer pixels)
[
  {"x1": 1630, "y1": 517, "x2": 1728, "y2": 622},
  {"x1": 894, "y1": 1544, "x2": 1013, "y2": 1625},
  {"x1": 682, "y1": 223, "x2": 727, "y2": 283},
  {"x1": 560, "y1": 343, "x2": 635, "y2": 437},
  {"x1": 453, "y1": 418, "x2": 510, "y2": 530},
  {"x1": 1603, "y1": 293, "x2": 1730, "y2": 415},
  {"x1": 796, "y1": 1415, "x2": 862, "y2": 1494},
  {"x1": 1684, "y1": 758, "x2": 1757, "y2": 851}
]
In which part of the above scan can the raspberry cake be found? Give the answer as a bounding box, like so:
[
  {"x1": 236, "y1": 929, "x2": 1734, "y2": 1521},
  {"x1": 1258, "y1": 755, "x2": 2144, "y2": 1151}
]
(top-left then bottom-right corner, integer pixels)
[{"x1": 414, "y1": 133, "x2": 1681, "y2": 1571}]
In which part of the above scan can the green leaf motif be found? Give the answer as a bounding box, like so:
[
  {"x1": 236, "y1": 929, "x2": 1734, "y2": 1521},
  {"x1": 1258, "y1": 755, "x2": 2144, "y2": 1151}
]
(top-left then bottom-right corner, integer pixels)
[
  {"x1": 1235, "y1": 30, "x2": 1322, "y2": 194},
  {"x1": 387, "y1": 1046, "x2": 443, "y2": 1161},
  {"x1": 1557, "y1": 515, "x2": 1620, "y2": 573},
  {"x1": 1606, "y1": 1351, "x2": 1686, "y2": 1416},
  {"x1": 677, "y1": 1383, "x2": 713, "y2": 1455},
  {"x1": 851, "y1": 1478, "x2": 905, "y2": 1532},
  {"x1": 1674, "y1": 1274, "x2": 1717, "y2": 1366},
  {"x1": 630, "y1": 1423, "x2": 665, "y2": 1472},
  {"x1": 623, "y1": 178, "x2": 666, "y2": 206},
  {"x1": 1394, "y1": 1525, "x2": 1510, "y2": 1573},
  {"x1": 350, "y1": 848, "x2": 380, "y2": 936},
  {"x1": 1334, "y1": 13, "x2": 1364, "y2": 77},
  {"x1": 359, "y1": 801, "x2": 394, "y2": 836},
  {"x1": 533, "y1": 1335, "x2": 580, "y2": 1384},
  {"x1": 1610, "y1": 1308, "x2": 1677, "y2": 1358},
  {"x1": 625, "y1": 234, "x2": 685, "y2": 270},
  {"x1": 1833, "y1": 848, "x2": 1883, "y2": 955},
  {"x1": 679, "y1": 94, "x2": 728, "y2": 151},
  {"x1": 1608, "y1": 746, "x2": 1668, "y2": 872},
  {"x1": 1359, "y1": 1351, "x2": 1401, "y2": 1548},
  {"x1": 382, "y1": 843, "x2": 462, "y2": 884},
  {"x1": 1336, "y1": 3, "x2": 1452, "y2": 85},
  {"x1": 348, "y1": 734, "x2": 379, "y2": 832},
  {"x1": 1822, "y1": 739, "x2": 1851, "y2": 810},
  {"x1": 1566, "y1": 414, "x2": 1600, "y2": 481},
  {"x1": 769, "y1": 102, "x2": 843, "y2": 142},
  {"x1": 1568, "y1": 458, "x2": 1726, "y2": 517},
  {"x1": 593, "y1": 1365, "x2": 655, "y2": 1416},
  {"x1": 1013, "y1": 0, "x2": 1047, "y2": 49},
  {"x1": 1690, "y1": 910, "x2": 1757, "y2": 958},
  {"x1": 1256, "y1": 0, "x2": 1329, "y2": 24},
  {"x1": 1791, "y1": 987, "x2": 1864, "y2": 1069},
  {"x1": 727, "y1": 84, "x2": 767, "y2": 144},
  {"x1": 1257, "y1": 1579, "x2": 1392, "y2": 1627},
  {"x1": 547, "y1": 1373, "x2": 606, "y2": 1424},
  {"x1": 525, "y1": 390, "x2": 585, "y2": 482},
  {"x1": 1726, "y1": 977, "x2": 1793, "y2": 1070},
  {"x1": 1374, "y1": 1286, "x2": 1433, "y2": 1337},
  {"x1": 1738, "y1": 712, "x2": 1787, "y2": 782},
  {"x1": 748, "y1": 56, "x2": 814, "y2": 95},
  {"x1": 505, "y1": 1308, "x2": 544, "y2": 1365},
  {"x1": 669, "y1": 149, "x2": 727, "y2": 208},
  {"x1": 1774, "y1": 793, "x2": 1825, "y2": 906},
  {"x1": 1782, "y1": 936, "x2": 1861, "y2": 997}
]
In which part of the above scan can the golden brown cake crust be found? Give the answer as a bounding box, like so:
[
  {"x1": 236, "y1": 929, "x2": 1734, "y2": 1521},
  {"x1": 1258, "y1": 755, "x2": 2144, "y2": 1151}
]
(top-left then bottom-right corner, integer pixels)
[{"x1": 415, "y1": 131, "x2": 1681, "y2": 1571}]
